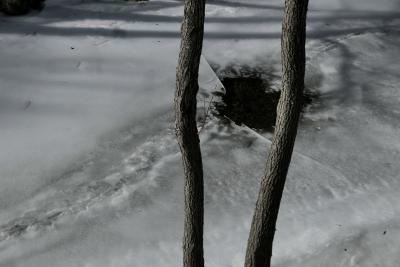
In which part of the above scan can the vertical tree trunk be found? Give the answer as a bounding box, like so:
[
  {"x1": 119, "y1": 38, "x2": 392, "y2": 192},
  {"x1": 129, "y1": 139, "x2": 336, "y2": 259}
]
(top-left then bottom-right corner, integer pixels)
[
  {"x1": 175, "y1": 0, "x2": 206, "y2": 266},
  {"x1": 244, "y1": 0, "x2": 309, "y2": 266}
]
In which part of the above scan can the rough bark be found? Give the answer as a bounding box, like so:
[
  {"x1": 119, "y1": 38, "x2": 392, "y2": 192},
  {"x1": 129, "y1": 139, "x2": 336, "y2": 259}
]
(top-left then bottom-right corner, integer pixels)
[
  {"x1": 175, "y1": 0, "x2": 206, "y2": 266},
  {"x1": 244, "y1": 0, "x2": 309, "y2": 266}
]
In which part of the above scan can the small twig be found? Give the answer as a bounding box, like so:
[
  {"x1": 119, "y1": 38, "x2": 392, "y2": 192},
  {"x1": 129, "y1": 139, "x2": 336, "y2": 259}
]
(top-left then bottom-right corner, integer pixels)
[
  {"x1": 198, "y1": 95, "x2": 214, "y2": 133},
  {"x1": 198, "y1": 85, "x2": 222, "y2": 133}
]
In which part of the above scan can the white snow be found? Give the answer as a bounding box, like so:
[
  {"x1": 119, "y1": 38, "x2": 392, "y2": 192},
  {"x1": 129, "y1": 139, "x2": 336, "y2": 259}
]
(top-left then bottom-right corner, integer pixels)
[{"x1": 0, "y1": 0, "x2": 400, "y2": 266}]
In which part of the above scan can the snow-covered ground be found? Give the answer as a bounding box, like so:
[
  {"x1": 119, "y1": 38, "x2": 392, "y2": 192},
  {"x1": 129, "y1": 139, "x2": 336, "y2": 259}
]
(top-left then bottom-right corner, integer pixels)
[{"x1": 0, "y1": 0, "x2": 399, "y2": 266}]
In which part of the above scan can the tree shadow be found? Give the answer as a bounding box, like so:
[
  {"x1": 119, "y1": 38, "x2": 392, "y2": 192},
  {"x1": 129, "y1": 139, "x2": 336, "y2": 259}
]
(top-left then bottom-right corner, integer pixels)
[
  {"x1": 1, "y1": 0, "x2": 399, "y2": 40},
  {"x1": 1, "y1": 21, "x2": 397, "y2": 41},
  {"x1": 36, "y1": 5, "x2": 400, "y2": 24},
  {"x1": 206, "y1": 0, "x2": 283, "y2": 10}
]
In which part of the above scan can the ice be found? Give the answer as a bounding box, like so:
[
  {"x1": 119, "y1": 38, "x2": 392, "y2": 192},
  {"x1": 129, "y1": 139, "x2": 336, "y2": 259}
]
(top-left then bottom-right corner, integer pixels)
[{"x1": 1, "y1": 0, "x2": 400, "y2": 266}]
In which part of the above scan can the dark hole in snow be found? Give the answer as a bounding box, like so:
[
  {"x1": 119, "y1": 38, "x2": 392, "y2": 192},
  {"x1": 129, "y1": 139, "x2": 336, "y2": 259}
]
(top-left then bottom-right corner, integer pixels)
[
  {"x1": 213, "y1": 72, "x2": 318, "y2": 132},
  {"x1": 0, "y1": 0, "x2": 45, "y2": 16}
]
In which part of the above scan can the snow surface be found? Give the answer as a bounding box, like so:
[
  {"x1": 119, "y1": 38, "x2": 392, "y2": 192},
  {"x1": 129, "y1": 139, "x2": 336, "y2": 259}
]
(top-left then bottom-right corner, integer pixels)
[{"x1": 0, "y1": 0, "x2": 400, "y2": 266}]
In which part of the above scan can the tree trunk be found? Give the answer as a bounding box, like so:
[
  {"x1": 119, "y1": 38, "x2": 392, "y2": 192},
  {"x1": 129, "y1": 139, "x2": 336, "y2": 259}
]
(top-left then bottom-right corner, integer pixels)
[
  {"x1": 175, "y1": 0, "x2": 206, "y2": 266},
  {"x1": 244, "y1": 0, "x2": 309, "y2": 266}
]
